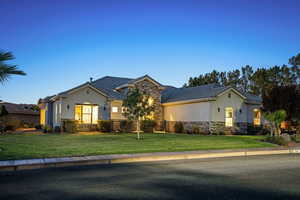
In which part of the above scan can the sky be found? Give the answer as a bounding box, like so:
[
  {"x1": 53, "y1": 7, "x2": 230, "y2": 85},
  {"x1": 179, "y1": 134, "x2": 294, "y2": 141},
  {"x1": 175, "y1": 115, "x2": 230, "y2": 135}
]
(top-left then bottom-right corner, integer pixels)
[{"x1": 0, "y1": 0, "x2": 300, "y2": 104}]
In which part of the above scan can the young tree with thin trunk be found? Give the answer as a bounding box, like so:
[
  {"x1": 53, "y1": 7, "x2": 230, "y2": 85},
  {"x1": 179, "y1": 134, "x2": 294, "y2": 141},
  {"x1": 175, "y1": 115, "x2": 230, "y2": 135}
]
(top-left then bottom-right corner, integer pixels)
[
  {"x1": 122, "y1": 88, "x2": 155, "y2": 140},
  {"x1": 0, "y1": 51, "x2": 26, "y2": 83}
]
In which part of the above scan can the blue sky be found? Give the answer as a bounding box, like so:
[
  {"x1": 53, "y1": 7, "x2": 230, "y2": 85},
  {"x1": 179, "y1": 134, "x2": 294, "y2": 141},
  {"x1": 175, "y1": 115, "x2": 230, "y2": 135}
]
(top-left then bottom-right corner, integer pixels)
[{"x1": 1, "y1": 0, "x2": 299, "y2": 104}]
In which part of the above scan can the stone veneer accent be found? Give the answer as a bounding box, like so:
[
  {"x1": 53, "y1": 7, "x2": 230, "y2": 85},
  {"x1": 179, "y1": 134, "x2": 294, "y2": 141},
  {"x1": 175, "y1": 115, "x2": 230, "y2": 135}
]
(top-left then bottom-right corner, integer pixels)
[
  {"x1": 166, "y1": 121, "x2": 262, "y2": 135},
  {"x1": 133, "y1": 79, "x2": 164, "y2": 121}
]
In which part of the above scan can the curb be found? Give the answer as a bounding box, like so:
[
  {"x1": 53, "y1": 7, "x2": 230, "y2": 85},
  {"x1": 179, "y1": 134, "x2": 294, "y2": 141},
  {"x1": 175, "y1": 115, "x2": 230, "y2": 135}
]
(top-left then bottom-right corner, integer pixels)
[{"x1": 1, "y1": 147, "x2": 299, "y2": 172}]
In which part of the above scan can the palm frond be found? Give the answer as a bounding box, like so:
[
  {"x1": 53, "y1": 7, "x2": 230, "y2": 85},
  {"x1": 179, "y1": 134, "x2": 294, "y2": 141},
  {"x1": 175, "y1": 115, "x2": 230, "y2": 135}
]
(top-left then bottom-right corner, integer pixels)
[
  {"x1": 0, "y1": 65, "x2": 26, "y2": 83},
  {"x1": 0, "y1": 52, "x2": 14, "y2": 62}
]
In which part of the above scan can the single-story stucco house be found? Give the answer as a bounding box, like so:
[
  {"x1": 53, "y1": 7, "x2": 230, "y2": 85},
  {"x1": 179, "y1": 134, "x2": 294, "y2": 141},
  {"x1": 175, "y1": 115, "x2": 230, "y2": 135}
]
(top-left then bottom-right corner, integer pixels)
[{"x1": 39, "y1": 75, "x2": 262, "y2": 134}]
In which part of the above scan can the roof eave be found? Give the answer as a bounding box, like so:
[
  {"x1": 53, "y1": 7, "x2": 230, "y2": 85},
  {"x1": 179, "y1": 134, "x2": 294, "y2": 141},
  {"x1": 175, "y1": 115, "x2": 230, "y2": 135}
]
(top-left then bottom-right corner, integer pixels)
[{"x1": 162, "y1": 97, "x2": 216, "y2": 106}]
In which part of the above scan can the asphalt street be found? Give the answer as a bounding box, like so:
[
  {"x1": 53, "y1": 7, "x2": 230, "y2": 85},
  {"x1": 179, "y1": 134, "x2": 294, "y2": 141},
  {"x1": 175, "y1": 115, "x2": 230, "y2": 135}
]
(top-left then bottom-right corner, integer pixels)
[{"x1": 1, "y1": 154, "x2": 300, "y2": 200}]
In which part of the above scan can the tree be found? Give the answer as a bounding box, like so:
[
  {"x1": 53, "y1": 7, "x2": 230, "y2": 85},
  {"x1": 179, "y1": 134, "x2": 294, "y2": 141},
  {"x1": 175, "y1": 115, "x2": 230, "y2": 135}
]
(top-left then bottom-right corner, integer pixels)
[
  {"x1": 0, "y1": 51, "x2": 26, "y2": 83},
  {"x1": 240, "y1": 65, "x2": 253, "y2": 93},
  {"x1": 263, "y1": 85, "x2": 300, "y2": 121},
  {"x1": 264, "y1": 110, "x2": 287, "y2": 136},
  {"x1": 289, "y1": 53, "x2": 300, "y2": 66},
  {"x1": 122, "y1": 88, "x2": 155, "y2": 140},
  {"x1": 0, "y1": 105, "x2": 8, "y2": 133}
]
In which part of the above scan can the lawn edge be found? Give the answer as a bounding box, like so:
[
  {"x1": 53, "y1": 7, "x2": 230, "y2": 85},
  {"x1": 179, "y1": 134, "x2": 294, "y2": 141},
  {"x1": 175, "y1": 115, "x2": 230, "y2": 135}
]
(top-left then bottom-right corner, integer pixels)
[{"x1": 1, "y1": 147, "x2": 299, "y2": 172}]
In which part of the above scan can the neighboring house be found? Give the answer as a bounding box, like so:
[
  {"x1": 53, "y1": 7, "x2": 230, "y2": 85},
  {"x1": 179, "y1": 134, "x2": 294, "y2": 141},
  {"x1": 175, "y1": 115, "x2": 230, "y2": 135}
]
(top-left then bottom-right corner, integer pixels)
[
  {"x1": 0, "y1": 102, "x2": 40, "y2": 126},
  {"x1": 39, "y1": 75, "x2": 262, "y2": 134}
]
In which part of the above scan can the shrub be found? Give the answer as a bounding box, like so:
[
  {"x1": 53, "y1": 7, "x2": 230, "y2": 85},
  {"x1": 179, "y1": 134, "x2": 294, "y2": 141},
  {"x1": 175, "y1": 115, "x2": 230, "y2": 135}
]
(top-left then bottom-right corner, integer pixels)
[
  {"x1": 22, "y1": 123, "x2": 29, "y2": 128},
  {"x1": 43, "y1": 125, "x2": 53, "y2": 133},
  {"x1": 192, "y1": 125, "x2": 200, "y2": 134},
  {"x1": 98, "y1": 120, "x2": 112, "y2": 132},
  {"x1": 265, "y1": 135, "x2": 288, "y2": 146},
  {"x1": 54, "y1": 126, "x2": 61, "y2": 133},
  {"x1": 120, "y1": 120, "x2": 133, "y2": 133},
  {"x1": 141, "y1": 120, "x2": 157, "y2": 133},
  {"x1": 291, "y1": 134, "x2": 299, "y2": 142},
  {"x1": 35, "y1": 124, "x2": 42, "y2": 130},
  {"x1": 174, "y1": 122, "x2": 184, "y2": 133},
  {"x1": 62, "y1": 120, "x2": 78, "y2": 133}
]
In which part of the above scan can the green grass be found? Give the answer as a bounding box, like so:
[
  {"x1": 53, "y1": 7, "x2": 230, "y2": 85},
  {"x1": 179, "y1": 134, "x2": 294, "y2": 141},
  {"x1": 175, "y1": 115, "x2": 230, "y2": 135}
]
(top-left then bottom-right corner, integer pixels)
[{"x1": 0, "y1": 133, "x2": 276, "y2": 161}]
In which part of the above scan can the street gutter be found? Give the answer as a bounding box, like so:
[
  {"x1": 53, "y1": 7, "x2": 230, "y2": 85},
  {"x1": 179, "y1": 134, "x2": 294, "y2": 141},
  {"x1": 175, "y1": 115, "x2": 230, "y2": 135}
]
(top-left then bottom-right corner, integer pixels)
[{"x1": 1, "y1": 147, "x2": 300, "y2": 172}]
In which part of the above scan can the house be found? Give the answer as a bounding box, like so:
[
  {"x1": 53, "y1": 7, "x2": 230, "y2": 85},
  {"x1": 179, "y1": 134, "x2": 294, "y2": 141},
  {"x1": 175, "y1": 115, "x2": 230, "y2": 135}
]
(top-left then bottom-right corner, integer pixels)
[
  {"x1": 0, "y1": 102, "x2": 40, "y2": 127},
  {"x1": 39, "y1": 75, "x2": 262, "y2": 134}
]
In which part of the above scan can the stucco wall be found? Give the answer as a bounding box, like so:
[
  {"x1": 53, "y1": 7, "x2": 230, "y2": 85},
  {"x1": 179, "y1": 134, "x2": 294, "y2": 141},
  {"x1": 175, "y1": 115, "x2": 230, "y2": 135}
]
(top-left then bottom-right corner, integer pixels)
[
  {"x1": 210, "y1": 89, "x2": 247, "y2": 123},
  {"x1": 58, "y1": 86, "x2": 108, "y2": 124},
  {"x1": 163, "y1": 101, "x2": 211, "y2": 122},
  {"x1": 110, "y1": 100, "x2": 126, "y2": 120}
]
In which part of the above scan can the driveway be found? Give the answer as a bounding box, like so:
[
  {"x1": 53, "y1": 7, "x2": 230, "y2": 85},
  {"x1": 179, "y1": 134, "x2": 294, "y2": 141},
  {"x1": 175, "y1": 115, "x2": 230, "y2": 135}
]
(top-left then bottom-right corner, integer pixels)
[{"x1": 1, "y1": 154, "x2": 300, "y2": 200}]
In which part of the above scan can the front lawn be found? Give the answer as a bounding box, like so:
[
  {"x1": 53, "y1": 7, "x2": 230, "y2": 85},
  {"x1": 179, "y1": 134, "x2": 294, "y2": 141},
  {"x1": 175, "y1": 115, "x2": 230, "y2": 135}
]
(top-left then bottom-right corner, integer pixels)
[{"x1": 0, "y1": 133, "x2": 276, "y2": 161}]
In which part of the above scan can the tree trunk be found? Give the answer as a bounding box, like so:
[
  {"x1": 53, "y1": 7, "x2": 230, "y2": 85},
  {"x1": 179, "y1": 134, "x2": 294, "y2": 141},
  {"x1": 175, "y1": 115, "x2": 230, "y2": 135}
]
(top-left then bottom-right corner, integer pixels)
[{"x1": 136, "y1": 119, "x2": 140, "y2": 140}]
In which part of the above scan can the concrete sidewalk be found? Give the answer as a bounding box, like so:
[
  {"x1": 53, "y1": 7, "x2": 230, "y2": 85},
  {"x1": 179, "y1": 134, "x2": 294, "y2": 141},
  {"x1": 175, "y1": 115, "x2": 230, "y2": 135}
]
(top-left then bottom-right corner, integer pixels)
[{"x1": 1, "y1": 147, "x2": 300, "y2": 172}]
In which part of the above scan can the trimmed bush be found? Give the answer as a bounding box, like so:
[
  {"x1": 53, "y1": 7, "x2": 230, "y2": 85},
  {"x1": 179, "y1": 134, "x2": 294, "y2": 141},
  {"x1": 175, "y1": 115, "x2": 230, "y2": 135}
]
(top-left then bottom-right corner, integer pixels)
[
  {"x1": 264, "y1": 135, "x2": 288, "y2": 146},
  {"x1": 120, "y1": 120, "x2": 133, "y2": 133},
  {"x1": 141, "y1": 120, "x2": 156, "y2": 133},
  {"x1": 192, "y1": 125, "x2": 200, "y2": 134},
  {"x1": 35, "y1": 124, "x2": 42, "y2": 130},
  {"x1": 43, "y1": 125, "x2": 53, "y2": 133},
  {"x1": 62, "y1": 120, "x2": 78, "y2": 133},
  {"x1": 174, "y1": 122, "x2": 184, "y2": 133},
  {"x1": 54, "y1": 126, "x2": 61, "y2": 133},
  {"x1": 98, "y1": 120, "x2": 112, "y2": 132}
]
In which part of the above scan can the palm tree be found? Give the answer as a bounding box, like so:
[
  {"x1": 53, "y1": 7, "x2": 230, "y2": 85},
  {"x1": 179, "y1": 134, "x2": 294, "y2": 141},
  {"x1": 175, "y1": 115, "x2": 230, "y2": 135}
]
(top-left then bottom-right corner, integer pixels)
[{"x1": 0, "y1": 51, "x2": 26, "y2": 83}]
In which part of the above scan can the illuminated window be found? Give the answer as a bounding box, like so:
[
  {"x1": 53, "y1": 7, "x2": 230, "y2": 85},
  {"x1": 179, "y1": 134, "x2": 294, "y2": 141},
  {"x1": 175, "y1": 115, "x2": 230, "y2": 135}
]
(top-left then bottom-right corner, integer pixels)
[
  {"x1": 253, "y1": 109, "x2": 261, "y2": 126},
  {"x1": 75, "y1": 104, "x2": 98, "y2": 124},
  {"x1": 148, "y1": 97, "x2": 154, "y2": 106},
  {"x1": 112, "y1": 107, "x2": 118, "y2": 113},
  {"x1": 225, "y1": 107, "x2": 233, "y2": 127}
]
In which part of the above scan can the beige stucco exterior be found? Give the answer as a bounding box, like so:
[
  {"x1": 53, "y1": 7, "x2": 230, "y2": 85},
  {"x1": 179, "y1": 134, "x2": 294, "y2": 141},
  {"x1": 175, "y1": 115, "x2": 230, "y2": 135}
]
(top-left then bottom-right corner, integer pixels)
[
  {"x1": 110, "y1": 100, "x2": 126, "y2": 120},
  {"x1": 53, "y1": 85, "x2": 108, "y2": 126},
  {"x1": 164, "y1": 101, "x2": 211, "y2": 122},
  {"x1": 163, "y1": 89, "x2": 261, "y2": 124}
]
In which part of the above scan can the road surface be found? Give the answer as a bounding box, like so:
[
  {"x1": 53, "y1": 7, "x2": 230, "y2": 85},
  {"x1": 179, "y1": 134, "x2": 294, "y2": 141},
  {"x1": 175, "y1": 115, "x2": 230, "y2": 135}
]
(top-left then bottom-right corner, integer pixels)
[{"x1": 1, "y1": 154, "x2": 300, "y2": 200}]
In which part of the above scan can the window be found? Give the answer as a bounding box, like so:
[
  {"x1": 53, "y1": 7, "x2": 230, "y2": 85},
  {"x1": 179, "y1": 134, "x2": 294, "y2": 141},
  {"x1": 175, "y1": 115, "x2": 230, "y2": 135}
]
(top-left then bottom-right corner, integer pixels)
[
  {"x1": 112, "y1": 106, "x2": 118, "y2": 113},
  {"x1": 253, "y1": 109, "x2": 261, "y2": 126},
  {"x1": 148, "y1": 97, "x2": 154, "y2": 106},
  {"x1": 225, "y1": 107, "x2": 233, "y2": 127},
  {"x1": 75, "y1": 104, "x2": 98, "y2": 124}
]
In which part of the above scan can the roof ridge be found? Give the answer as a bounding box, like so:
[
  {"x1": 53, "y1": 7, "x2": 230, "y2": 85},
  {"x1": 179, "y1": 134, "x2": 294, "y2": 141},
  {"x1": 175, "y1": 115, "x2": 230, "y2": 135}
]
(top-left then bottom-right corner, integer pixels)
[{"x1": 93, "y1": 76, "x2": 134, "y2": 82}]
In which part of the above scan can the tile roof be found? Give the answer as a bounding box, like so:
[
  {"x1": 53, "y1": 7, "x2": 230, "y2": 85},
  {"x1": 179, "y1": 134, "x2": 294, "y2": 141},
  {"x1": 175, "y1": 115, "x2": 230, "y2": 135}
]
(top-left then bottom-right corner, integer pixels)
[
  {"x1": 162, "y1": 84, "x2": 262, "y2": 103},
  {"x1": 42, "y1": 76, "x2": 261, "y2": 104}
]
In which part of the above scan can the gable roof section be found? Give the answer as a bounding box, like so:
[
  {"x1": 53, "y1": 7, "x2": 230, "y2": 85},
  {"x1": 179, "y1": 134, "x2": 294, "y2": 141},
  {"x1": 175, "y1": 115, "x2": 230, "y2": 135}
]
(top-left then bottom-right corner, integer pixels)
[
  {"x1": 115, "y1": 75, "x2": 165, "y2": 90},
  {"x1": 91, "y1": 76, "x2": 133, "y2": 99},
  {"x1": 161, "y1": 84, "x2": 261, "y2": 104},
  {"x1": 58, "y1": 82, "x2": 109, "y2": 98}
]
